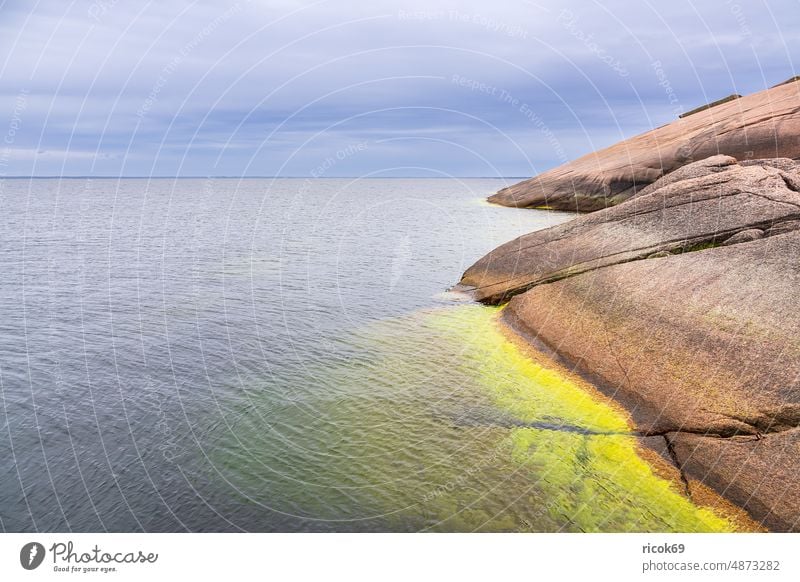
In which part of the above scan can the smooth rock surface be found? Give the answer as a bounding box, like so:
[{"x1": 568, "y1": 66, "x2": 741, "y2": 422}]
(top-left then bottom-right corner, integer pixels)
[
  {"x1": 461, "y1": 155, "x2": 800, "y2": 530},
  {"x1": 670, "y1": 430, "x2": 800, "y2": 532},
  {"x1": 462, "y1": 157, "x2": 800, "y2": 303},
  {"x1": 501, "y1": 231, "x2": 800, "y2": 530},
  {"x1": 489, "y1": 80, "x2": 800, "y2": 211}
]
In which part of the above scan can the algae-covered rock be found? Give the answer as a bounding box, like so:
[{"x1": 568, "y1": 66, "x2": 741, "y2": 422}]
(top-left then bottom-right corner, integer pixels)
[
  {"x1": 459, "y1": 155, "x2": 800, "y2": 530},
  {"x1": 500, "y1": 230, "x2": 800, "y2": 530}
]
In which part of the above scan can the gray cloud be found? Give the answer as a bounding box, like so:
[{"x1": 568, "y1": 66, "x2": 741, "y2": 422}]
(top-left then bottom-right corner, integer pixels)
[{"x1": 0, "y1": 0, "x2": 797, "y2": 176}]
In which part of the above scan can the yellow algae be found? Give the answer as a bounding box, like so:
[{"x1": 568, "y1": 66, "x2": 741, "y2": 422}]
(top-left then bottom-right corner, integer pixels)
[
  {"x1": 427, "y1": 304, "x2": 628, "y2": 433},
  {"x1": 426, "y1": 304, "x2": 738, "y2": 532},
  {"x1": 216, "y1": 303, "x2": 744, "y2": 531},
  {"x1": 509, "y1": 431, "x2": 731, "y2": 531}
]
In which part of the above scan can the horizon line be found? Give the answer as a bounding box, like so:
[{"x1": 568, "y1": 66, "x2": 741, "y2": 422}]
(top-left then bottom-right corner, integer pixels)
[{"x1": 0, "y1": 175, "x2": 532, "y2": 180}]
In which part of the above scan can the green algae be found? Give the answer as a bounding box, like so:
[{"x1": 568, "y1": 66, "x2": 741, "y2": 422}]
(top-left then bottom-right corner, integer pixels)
[
  {"x1": 208, "y1": 304, "x2": 738, "y2": 531},
  {"x1": 679, "y1": 240, "x2": 722, "y2": 253},
  {"x1": 425, "y1": 305, "x2": 735, "y2": 532},
  {"x1": 427, "y1": 305, "x2": 629, "y2": 434}
]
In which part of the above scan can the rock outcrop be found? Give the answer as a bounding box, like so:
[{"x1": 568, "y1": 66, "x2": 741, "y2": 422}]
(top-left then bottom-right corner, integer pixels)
[
  {"x1": 461, "y1": 157, "x2": 800, "y2": 531},
  {"x1": 489, "y1": 78, "x2": 800, "y2": 211},
  {"x1": 462, "y1": 156, "x2": 800, "y2": 304}
]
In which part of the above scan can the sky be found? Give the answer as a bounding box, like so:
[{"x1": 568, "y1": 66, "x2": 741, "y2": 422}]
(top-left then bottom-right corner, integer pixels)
[{"x1": 0, "y1": 0, "x2": 797, "y2": 177}]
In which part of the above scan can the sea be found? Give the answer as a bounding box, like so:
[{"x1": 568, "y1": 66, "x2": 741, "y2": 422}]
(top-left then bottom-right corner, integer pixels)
[{"x1": 0, "y1": 178, "x2": 734, "y2": 532}]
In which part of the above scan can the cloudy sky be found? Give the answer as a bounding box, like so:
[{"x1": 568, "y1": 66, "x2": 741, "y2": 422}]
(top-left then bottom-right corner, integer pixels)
[{"x1": 0, "y1": 0, "x2": 797, "y2": 177}]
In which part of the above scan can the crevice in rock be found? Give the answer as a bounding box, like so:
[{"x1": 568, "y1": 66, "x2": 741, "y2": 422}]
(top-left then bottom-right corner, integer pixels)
[
  {"x1": 674, "y1": 240, "x2": 723, "y2": 253},
  {"x1": 637, "y1": 427, "x2": 762, "y2": 440},
  {"x1": 747, "y1": 189, "x2": 800, "y2": 210},
  {"x1": 709, "y1": 406, "x2": 800, "y2": 436},
  {"x1": 636, "y1": 409, "x2": 800, "y2": 440},
  {"x1": 664, "y1": 434, "x2": 691, "y2": 497},
  {"x1": 484, "y1": 188, "x2": 799, "y2": 261},
  {"x1": 470, "y1": 214, "x2": 800, "y2": 304},
  {"x1": 778, "y1": 171, "x2": 800, "y2": 193}
]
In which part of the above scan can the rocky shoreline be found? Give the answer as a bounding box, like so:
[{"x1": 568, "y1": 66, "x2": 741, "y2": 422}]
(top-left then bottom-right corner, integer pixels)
[
  {"x1": 459, "y1": 79, "x2": 800, "y2": 531},
  {"x1": 488, "y1": 78, "x2": 800, "y2": 212}
]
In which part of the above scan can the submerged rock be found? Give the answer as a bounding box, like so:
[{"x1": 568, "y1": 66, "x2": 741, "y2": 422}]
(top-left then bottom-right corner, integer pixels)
[
  {"x1": 460, "y1": 155, "x2": 800, "y2": 530},
  {"x1": 489, "y1": 80, "x2": 800, "y2": 211}
]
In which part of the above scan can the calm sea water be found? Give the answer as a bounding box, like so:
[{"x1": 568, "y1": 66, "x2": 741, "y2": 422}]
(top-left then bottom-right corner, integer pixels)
[{"x1": 0, "y1": 178, "x2": 733, "y2": 532}]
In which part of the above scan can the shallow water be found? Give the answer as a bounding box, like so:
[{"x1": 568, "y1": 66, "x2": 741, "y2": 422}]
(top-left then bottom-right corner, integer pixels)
[{"x1": 0, "y1": 178, "x2": 733, "y2": 531}]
